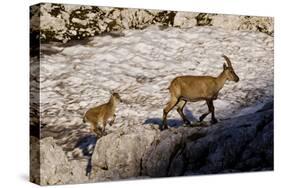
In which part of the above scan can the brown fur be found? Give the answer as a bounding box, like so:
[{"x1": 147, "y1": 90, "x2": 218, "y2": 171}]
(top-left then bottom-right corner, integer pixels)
[
  {"x1": 162, "y1": 55, "x2": 239, "y2": 130},
  {"x1": 83, "y1": 93, "x2": 122, "y2": 137}
]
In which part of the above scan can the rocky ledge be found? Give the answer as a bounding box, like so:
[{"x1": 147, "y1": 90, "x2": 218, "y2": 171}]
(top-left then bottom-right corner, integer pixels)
[
  {"x1": 34, "y1": 102, "x2": 273, "y2": 185},
  {"x1": 30, "y1": 3, "x2": 274, "y2": 43}
]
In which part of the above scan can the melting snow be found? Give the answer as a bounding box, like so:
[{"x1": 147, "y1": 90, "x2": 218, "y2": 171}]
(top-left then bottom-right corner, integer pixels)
[{"x1": 37, "y1": 25, "x2": 273, "y2": 140}]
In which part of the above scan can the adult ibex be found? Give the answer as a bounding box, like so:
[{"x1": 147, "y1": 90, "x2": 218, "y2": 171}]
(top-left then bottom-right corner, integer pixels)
[
  {"x1": 83, "y1": 92, "x2": 122, "y2": 137},
  {"x1": 162, "y1": 55, "x2": 239, "y2": 130}
]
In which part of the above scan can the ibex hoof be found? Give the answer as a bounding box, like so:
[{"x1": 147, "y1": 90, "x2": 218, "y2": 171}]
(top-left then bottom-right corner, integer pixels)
[
  {"x1": 184, "y1": 120, "x2": 191, "y2": 125},
  {"x1": 160, "y1": 125, "x2": 168, "y2": 131},
  {"x1": 199, "y1": 115, "x2": 206, "y2": 122},
  {"x1": 211, "y1": 119, "x2": 218, "y2": 124}
]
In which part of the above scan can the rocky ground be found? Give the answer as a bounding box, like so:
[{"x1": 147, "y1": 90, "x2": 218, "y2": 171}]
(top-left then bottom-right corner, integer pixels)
[
  {"x1": 31, "y1": 102, "x2": 273, "y2": 185},
  {"x1": 92, "y1": 103, "x2": 273, "y2": 181},
  {"x1": 30, "y1": 3, "x2": 273, "y2": 43},
  {"x1": 29, "y1": 3, "x2": 274, "y2": 185}
]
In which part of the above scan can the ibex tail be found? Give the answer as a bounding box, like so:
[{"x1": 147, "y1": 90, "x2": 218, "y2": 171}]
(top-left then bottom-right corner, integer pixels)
[{"x1": 83, "y1": 115, "x2": 87, "y2": 123}]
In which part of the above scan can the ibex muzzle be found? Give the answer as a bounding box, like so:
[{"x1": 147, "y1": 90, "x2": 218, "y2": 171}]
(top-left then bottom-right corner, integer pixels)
[{"x1": 162, "y1": 55, "x2": 239, "y2": 130}]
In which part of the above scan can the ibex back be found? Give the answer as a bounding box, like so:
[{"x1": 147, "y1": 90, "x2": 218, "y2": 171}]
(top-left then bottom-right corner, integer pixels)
[
  {"x1": 162, "y1": 55, "x2": 239, "y2": 130},
  {"x1": 83, "y1": 92, "x2": 122, "y2": 137}
]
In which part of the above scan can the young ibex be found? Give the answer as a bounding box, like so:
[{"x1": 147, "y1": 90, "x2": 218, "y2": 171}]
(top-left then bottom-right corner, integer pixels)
[
  {"x1": 162, "y1": 55, "x2": 239, "y2": 130},
  {"x1": 83, "y1": 92, "x2": 122, "y2": 137}
]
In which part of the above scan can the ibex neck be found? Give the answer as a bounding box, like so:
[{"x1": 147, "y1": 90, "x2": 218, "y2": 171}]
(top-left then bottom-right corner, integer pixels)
[
  {"x1": 108, "y1": 96, "x2": 117, "y2": 107},
  {"x1": 216, "y1": 71, "x2": 227, "y2": 91}
]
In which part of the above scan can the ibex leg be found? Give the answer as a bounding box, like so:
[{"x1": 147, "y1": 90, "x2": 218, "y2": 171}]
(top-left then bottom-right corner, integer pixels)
[
  {"x1": 101, "y1": 122, "x2": 107, "y2": 136},
  {"x1": 162, "y1": 97, "x2": 179, "y2": 130},
  {"x1": 176, "y1": 100, "x2": 190, "y2": 125},
  {"x1": 209, "y1": 100, "x2": 218, "y2": 124},
  {"x1": 199, "y1": 100, "x2": 211, "y2": 122},
  {"x1": 91, "y1": 123, "x2": 103, "y2": 138},
  {"x1": 109, "y1": 114, "x2": 116, "y2": 126},
  {"x1": 90, "y1": 123, "x2": 97, "y2": 133}
]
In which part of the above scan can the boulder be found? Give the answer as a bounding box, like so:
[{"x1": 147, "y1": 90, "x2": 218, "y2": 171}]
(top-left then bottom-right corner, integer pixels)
[
  {"x1": 212, "y1": 15, "x2": 274, "y2": 36},
  {"x1": 142, "y1": 108, "x2": 273, "y2": 176},
  {"x1": 91, "y1": 125, "x2": 158, "y2": 181},
  {"x1": 211, "y1": 14, "x2": 242, "y2": 30},
  {"x1": 173, "y1": 12, "x2": 197, "y2": 28},
  {"x1": 34, "y1": 137, "x2": 88, "y2": 185},
  {"x1": 89, "y1": 106, "x2": 273, "y2": 182}
]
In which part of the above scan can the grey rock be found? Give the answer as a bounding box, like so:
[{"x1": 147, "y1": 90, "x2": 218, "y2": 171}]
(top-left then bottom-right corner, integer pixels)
[
  {"x1": 34, "y1": 105, "x2": 273, "y2": 184},
  {"x1": 31, "y1": 3, "x2": 274, "y2": 43},
  {"x1": 33, "y1": 137, "x2": 89, "y2": 185},
  {"x1": 91, "y1": 126, "x2": 157, "y2": 181},
  {"x1": 88, "y1": 107, "x2": 273, "y2": 182},
  {"x1": 142, "y1": 109, "x2": 273, "y2": 177}
]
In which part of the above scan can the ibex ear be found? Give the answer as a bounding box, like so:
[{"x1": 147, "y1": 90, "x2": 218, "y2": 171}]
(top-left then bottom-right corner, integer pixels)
[
  {"x1": 223, "y1": 63, "x2": 227, "y2": 70},
  {"x1": 110, "y1": 89, "x2": 118, "y2": 95}
]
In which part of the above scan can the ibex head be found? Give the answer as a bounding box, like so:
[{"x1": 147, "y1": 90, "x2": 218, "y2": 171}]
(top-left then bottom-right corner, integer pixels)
[
  {"x1": 112, "y1": 92, "x2": 122, "y2": 103},
  {"x1": 110, "y1": 90, "x2": 123, "y2": 103},
  {"x1": 222, "y1": 55, "x2": 239, "y2": 82}
]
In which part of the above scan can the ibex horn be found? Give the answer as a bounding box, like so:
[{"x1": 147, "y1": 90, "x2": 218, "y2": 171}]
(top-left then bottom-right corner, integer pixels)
[
  {"x1": 222, "y1": 55, "x2": 232, "y2": 67},
  {"x1": 110, "y1": 88, "x2": 118, "y2": 94}
]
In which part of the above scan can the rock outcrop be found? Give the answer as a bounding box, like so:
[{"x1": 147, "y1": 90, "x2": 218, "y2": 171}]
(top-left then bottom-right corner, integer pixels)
[
  {"x1": 91, "y1": 126, "x2": 158, "y2": 181},
  {"x1": 142, "y1": 108, "x2": 273, "y2": 177},
  {"x1": 32, "y1": 103, "x2": 273, "y2": 185},
  {"x1": 30, "y1": 3, "x2": 274, "y2": 43},
  {"x1": 31, "y1": 137, "x2": 89, "y2": 185},
  {"x1": 90, "y1": 104, "x2": 273, "y2": 182}
]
